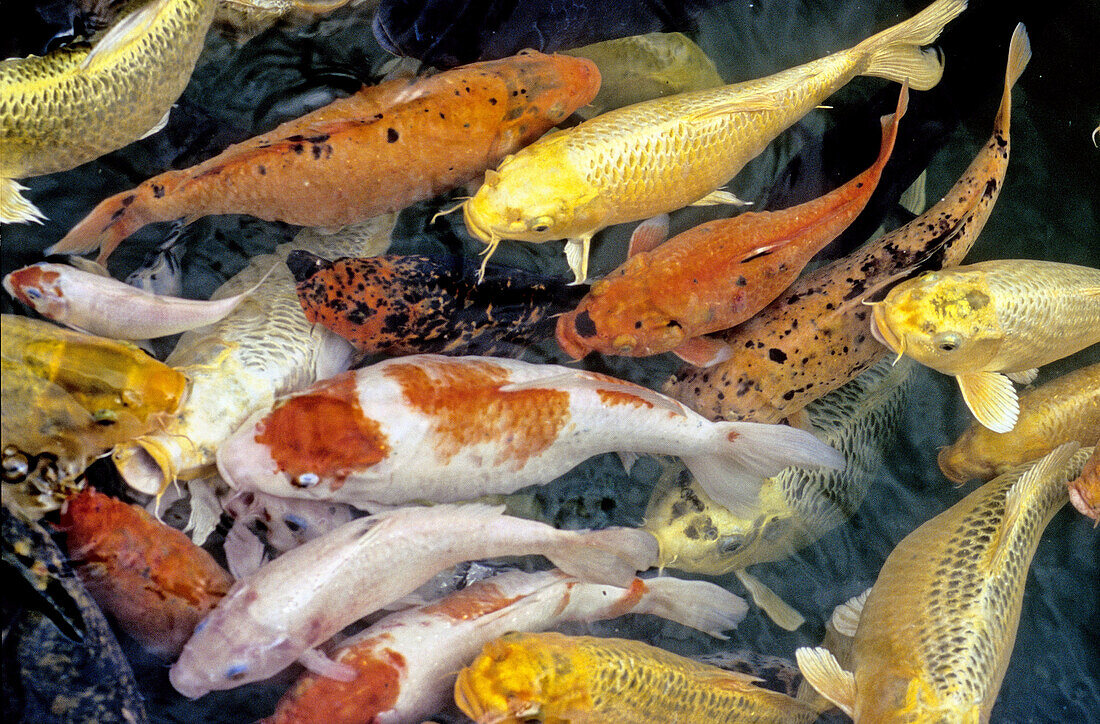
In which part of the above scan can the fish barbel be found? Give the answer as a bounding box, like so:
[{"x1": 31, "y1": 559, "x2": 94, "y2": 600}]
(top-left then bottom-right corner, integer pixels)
[
  {"x1": 555, "y1": 84, "x2": 907, "y2": 364},
  {"x1": 454, "y1": 631, "x2": 824, "y2": 723},
  {"x1": 663, "y1": 22, "x2": 1031, "y2": 424},
  {"x1": 0, "y1": 0, "x2": 216, "y2": 224},
  {"x1": 267, "y1": 569, "x2": 745, "y2": 724},
  {"x1": 462, "y1": 0, "x2": 966, "y2": 283},
  {"x1": 870, "y1": 259, "x2": 1100, "y2": 433},
  {"x1": 169, "y1": 504, "x2": 659, "y2": 698},
  {"x1": 215, "y1": 354, "x2": 843, "y2": 515},
  {"x1": 797, "y1": 443, "x2": 1092, "y2": 722},
  {"x1": 938, "y1": 362, "x2": 1100, "y2": 483},
  {"x1": 109, "y1": 213, "x2": 395, "y2": 496},
  {"x1": 48, "y1": 50, "x2": 600, "y2": 262}
]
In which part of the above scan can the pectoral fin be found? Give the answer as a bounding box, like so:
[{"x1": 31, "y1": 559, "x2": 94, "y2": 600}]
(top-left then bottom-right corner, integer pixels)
[
  {"x1": 691, "y1": 189, "x2": 752, "y2": 207},
  {"x1": 66, "y1": 256, "x2": 111, "y2": 277},
  {"x1": 1, "y1": 177, "x2": 47, "y2": 224},
  {"x1": 830, "y1": 588, "x2": 871, "y2": 638},
  {"x1": 734, "y1": 568, "x2": 804, "y2": 631},
  {"x1": 139, "y1": 107, "x2": 172, "y2": 140},
  {"x1": 795, "y1": 646, "x2": 856, "y2": 717},
  {"x1": 564, "y1": 236, "x2": 592, "y2": 285},
  {"x1": 82, "y1": 0, "x2": 165, "y2": 68},
  {"x1": 957, "y1": 371, "x2": 1019, "y2": 433},
  {"x1": 298, "y1": 648, "x2": 357, "y2": 682},
  {"x1": 1005, "y1": 368, "x2": 1038, "y2": 385},
  {"x1": 672, "y1": 335, "x2": 734, "y2": 367},
  {"x1": 627, "y1": 214, "x2": 670, "y2": 257}
]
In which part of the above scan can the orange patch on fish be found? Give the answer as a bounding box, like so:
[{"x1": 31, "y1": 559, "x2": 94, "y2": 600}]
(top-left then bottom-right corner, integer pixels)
[
  {"x1": 384, "y1": 360, "x2": 570, "y2": 467},
  {"x1": 420, "y1": 582, "x2": 525, "y2": 621},
  {"x1": 257, "y1": 373, "x2": 390, "y2": 488},
  {"x1": 5, "y1": 266, "x2": 58, "y2": 307},
  {"x1": 597, "y1": 388, "x2": 655, "y2": 409},
  {"x1": 603, "y1": 578, "x2": 648, "y2": 619}
]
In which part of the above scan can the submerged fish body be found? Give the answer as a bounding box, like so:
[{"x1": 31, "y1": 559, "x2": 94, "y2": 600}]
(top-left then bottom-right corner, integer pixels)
[
  {"x1": 50, "y1": 51, "x2": 600, "y2": 262},
  {"x1": 455, "y1": 631, "x2": 823, "y2": 723},
  {"x1": 60, "y1": 487, "x2": 234, "y2": 658},
  {"x1": 646, "y1": 357, "x2": 915, "y2": 576},
  {"x1": 268, "y1": 569, "x2": 746, "y2": 724},
  {"x1": 555, "y1": 86, "x2": 907, "y2": 361},
  {"x1": 664, "y1": 23, "x2": 1031, "y2": 424},
  {"x1": 109, "y1": 214, "x2": 396, "y2": 496},
  {"x1": 169, "y1": 503, "x2": 659, "y2": 698},
  {"x1": 0, "y1": 0, "x2": 216, "y2": 223},
  {"x1": 797, "y1": 444, "x2": 1092, "y2": 722},
  {"x1": 871, "y1": 260, "x2": 1100, "y2": 433},
  {"x1": 938, "y1": 362, "x2": 1100, "y2": 483},
  {"x1": 462, "y1": 0, "x2": 966, "y2": 283},
  {"x1": 216, "y1": 354, "x2": 843, "y2": 514},
  {"x1": 288, "y1": 251, "x2": 588, "y2": 357}
]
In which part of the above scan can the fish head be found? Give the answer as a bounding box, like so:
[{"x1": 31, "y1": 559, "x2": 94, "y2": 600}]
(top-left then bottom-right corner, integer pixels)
[
  {"x1": 513, "y1": 52, "x2": 601, "y2": 127},
  {"x1": 871, "y1": 272, "x2": 1002, "y2": 375},
  {"x1": 3, "y1": 263, "x2": 69, "y2": 321}
]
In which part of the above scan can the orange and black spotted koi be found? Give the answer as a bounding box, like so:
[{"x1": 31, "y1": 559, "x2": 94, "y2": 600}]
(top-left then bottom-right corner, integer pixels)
[{"x1": 287, "y1": 251, "x2": 588, "y2": 357}]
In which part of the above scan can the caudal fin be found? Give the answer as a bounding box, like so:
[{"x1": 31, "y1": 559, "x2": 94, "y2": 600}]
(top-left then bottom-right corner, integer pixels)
[
  {"x1": 636, "y1": 576, "x2": 747, "y2": 639},
  {"x1": 1, "y1": 178, "x2": 47, "y2": 224},
  {"x1": 857, "y1": 0, "x2": 967, "y2": 90},
  {"x1": 546, "y1": 527, "x2": 659, "y2": 588},
  {"x1": 683, "y1": 422, "x2": 844, "y2": 517},
  {"x1": 996, "y1": 23, "x2": 1032, "y2": 131}
]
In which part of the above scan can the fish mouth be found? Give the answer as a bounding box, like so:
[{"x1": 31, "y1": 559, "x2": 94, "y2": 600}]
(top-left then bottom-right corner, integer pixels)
[
  {"x1": 869, "y1": 303, "x2": 903, "y2": 355},
  {"x1": 462, "y1": 201, "x2": 494, "y2": 244}
]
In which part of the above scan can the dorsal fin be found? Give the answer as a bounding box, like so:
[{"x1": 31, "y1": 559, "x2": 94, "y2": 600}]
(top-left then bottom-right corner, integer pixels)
[
  {"x1": 997, "y1": 443, "x2": 1081, "y2": 562},
  {"x1": 831, "y1": 587, "x2": 871, "y2": 638}
]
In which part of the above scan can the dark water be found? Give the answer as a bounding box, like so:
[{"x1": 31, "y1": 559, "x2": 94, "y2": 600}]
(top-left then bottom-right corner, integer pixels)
[{"x1": 2, "y1": 0, "x2": 1098, "y2": 721}]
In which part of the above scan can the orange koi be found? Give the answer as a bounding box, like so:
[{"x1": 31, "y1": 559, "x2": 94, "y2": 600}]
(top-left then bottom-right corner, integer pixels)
[
  {"x1": 555, "y1": 85, "x2": 907, "y2": 366},
  {"x1": 48, "y1": 50, "x2": 600, "y2": 263},
  {"x1": 1068, "y1": 445, "x2": 1099, "y2": 525}
]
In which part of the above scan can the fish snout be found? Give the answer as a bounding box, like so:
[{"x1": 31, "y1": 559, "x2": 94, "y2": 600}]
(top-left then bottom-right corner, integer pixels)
[
  {"x1": 869, "y1": 303, "x2": 903, "y2": 355},
  {"x1": 285, "y1": 250, "x2": 331, "y2": 284},
  {"x1": 463, "y1": 197, "x2": 495, "y2": 244},
  {"x1": 554, "y1": 311, "x2": 594, "y2": 360}
]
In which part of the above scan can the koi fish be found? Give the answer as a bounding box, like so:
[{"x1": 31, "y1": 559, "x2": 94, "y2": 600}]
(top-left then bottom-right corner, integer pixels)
[
  {"x1": 215, "y1": 355, "x2": 843, "y2": 515},
  {"x1": 555, "y1": 84, "x2": 907, "y2": 365},
  {"x1": 797, "y1": 443, "x2": 1091, "y2": 722},
  {"x1": 223, "y1": 490, "x2": 355, "y2": 553},
  {"x1": 109, "y1": 213, "x2": 395, "y2": 496},
  {"x1": 1068, "y1": 445, "x2": 1099, "y2": 525},
  {"x1": 871, "y1": 260, "x2": 1100, "y2": 433},
  {"x1": 938, "y1": 362, "x2": 1100, "y2": 483},
  {"x1": 48, "y1": 51, "x2": 600, "y2": 263},
  {"x1": 663, "y1": 23, "x2": 1031, "y2": 424},
  {"x1": 288, "y1": 251, "x2": 588, "y2": 357},
  {"x1": 59, "y1": 487, "x2": 234, "y2": 658},
  {"x1": 455, "y1": 631, "x2": 825, "y2": 723},
  {"x1": 1, "y1": 0, "x2": 216, "y2": 224},
  {"x1": 124, "y1": 225, "x2": 186, "y2": 296},
  {"x1": 3, "y1": 261, "x2": 274, "y2": 340},
  {"x1": 169, "y1": 503, "x2": 659, "y2": 698},
  {"x1": 267, "y1": 568, "x2": 746, "y2": 724},
  {"x1": 461, "y1": 0, "x2": 966, "y2": 283}
]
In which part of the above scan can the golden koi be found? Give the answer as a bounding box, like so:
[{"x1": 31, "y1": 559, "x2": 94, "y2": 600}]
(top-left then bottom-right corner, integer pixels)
[
  {"x1": 797, "y1": 443, "x2": 1092, "y2": 722},
  {"x1": 462, "y1": 0, "x2": 966, "y2": 283},
  {"x1": 870, "y1": 259, "x2": 1100, "y2": 433},
  {"x1": 938, "y1": 362, "x2": 1100, "y2": 483},
  {"x1": 0, "y1": 0, "x2": 216, "y2": 224},
  {"x1": 455, "y1": 631, "x2": 825, "y2": 723}
]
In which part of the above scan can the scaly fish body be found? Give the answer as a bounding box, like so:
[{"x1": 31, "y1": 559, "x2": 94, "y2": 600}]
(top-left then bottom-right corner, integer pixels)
[
  {"x1": 797, "y1": 444, "x2": 1092, "y2": 722},
  {"x1": 0, "y1": 0, "x2": 216, "y2": 223},
  {"x1": 462, "y1": 0, "x2": 966, "y2": 283},
  {"x1": 109, "y1": 214, "x2": 395, "y2": 496},
  {"x1": 268, "y1": 569, "x2": 746, "y2": 724},
  {"x1": 169, "y1": 503, "x2": 659, "y2": 698},
  {"x1": 871, "y1": 259, "x2": 1100, "y2": 432},
  {"x1": 60, "y1": 487, "x2": 233, "y2": 658},
  {"x1": 645, "y1": 357, "x2": 915, "y2": 576},
  {"x1": 939, "y1": 362, "x2": 1100, "y2": 483},
  {"x1": 288, "y1": 251, "x2": 588, "y2": 357},
  {"x1": 556, "y1": 86, "x2": 906, "y2": 360},
  {"x1": 663, "y1": 23, "x2": 1031, "y2": 424},
  {"x1": 50, "y1": 51, "x2": 600, "y2": 262},
  {"x1": 455, "y1": 631, "x2": 823, "y2": 723},
  {"x1": 215, "y1": 354, "x2": 842, "y2": 514}
]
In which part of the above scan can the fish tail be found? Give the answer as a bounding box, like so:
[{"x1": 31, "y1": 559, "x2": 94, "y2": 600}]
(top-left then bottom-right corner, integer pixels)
[
  {"x1": 856, "y1": 0, "x2": 967, "y2": 90},
  {"x1": 545, "y1": 528, "x2": 659, "y2": 588},
  {"x1": 634, "y1": 577, "x2": 747, "y2": 639},
  {"x1": 683, "y1": 422, "x2": 845, "y2": 517},
  {"x1": 997, "y1": 23, "x2": 1032, "y2": 131},
  {"x1": 1, "y1": 177, "x2": 47, "y2": 225}
]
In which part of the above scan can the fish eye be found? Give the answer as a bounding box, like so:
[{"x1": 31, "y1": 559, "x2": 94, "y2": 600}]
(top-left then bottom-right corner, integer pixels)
[
  {"x1": 24, "y1": 288, "x2": 42, "y2": 300},
  {"x1": 530, "y1": 215, "x2": 553, "y2": 233},
  {"x1": 717, "y1": 534, "x2": 746, "y2": 555},
  {"x1": 292, "y1": 472, "x2": 320, "y2": 488},
  {"x1": 225, "y1": 664, "x2": 249, "y2": 680},
  {"x1": 933, "y1": 332, "x2": 962, "y2": 352}
]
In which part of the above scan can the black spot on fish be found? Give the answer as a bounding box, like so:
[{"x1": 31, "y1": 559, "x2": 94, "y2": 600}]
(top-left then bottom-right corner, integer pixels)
[
  {"x1": 489, "y1": 97, "x2": 497, "y2": 105},
  {"x1": 387, "y1": 128, "x2": 399, "y2": 143},
  {"x1": 304, "y1": 134, "x2": 330, "y2": 144},
  {"x1": 150, "y1": 184, "x2": 165, "y2": 199},
  {"x1": 736, "y1": 276, "x2": 747, "y2": 286},
  {"x1": 982, "y1": 179, "x2": 998, "y2": 198},
  {"x1": 292, "y1": 144, "x2": 304, "y2": 154},
  {"x1": 574, "y1": 310, "x2": 597, "y2": 337},
  {"x1": 121, "y1": 195, "x2": 135, "y2": 207},
  {"x1": 768, "y1": 348, "x2": 787, "y2": 363},
  {"x1": 258, "y1": 165, "x2": 266, "y2": 175},
  {"x1": 312, "y1": 145, "x2": 324, "y2": 159}
]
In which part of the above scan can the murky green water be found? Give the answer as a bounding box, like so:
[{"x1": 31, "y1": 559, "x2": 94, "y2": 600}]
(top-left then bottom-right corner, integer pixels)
[{"x1": 3, "y1": 0, "x2": 1097, "y2": 721}]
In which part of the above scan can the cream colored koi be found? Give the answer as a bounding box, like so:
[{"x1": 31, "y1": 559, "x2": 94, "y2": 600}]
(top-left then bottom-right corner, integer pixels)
[
  {"x1": 462, "y1": 0, "x2": 966, "y2": 282},
  {"x1": 871, "y1": 260, "x2": 1100, "y2": 433},
  {"x1": 0, "y1": 0, "x2": 215, "y2": 224},
  {"x1": 797, "y1": 444, "x2": 1092, "y2": 723},
  {"x1": 455, "y1": 631, "x2": 824, "y2": 723},
  {"x1": 939, "y1": 362, "x2": 1100, "y2": 483}
]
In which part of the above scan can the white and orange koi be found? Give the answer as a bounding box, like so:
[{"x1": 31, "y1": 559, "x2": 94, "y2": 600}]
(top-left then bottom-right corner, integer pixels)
[
  {"x1": 169, "y1": 503, "x2": 659, "y2": 698},
  {"x1": 267, "y1": 568, "x2": 745, "y2": 724},
  {"x1": 216, "y1": 355, "x2": 843, "y2": 516}
]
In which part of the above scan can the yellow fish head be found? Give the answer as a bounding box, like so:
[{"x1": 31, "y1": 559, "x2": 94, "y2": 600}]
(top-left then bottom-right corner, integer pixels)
[
  {"x1": 465, "y1": 161, "x2": 595, "y2": 244},
  {"x1": 872, "y1": 272, "x2": 1002, "y2": 375}
]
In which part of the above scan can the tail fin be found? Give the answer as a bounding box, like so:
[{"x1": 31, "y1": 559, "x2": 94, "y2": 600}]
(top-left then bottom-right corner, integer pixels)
[
  {"x1": 1, "y1": 178, "x2": 47, "y2": 224},
  {"x1": 546, "y1": 527, "x2": 659, "y2": 588},
  {"x1": 635, "y1": 576, "x2": 747, "y2": 639},
  {"x1": 683, "y1": 422, "x2": 844, "y2": 517},
  {"x1": 996, "y1": 23, "x2": 1032, "y2": 131},
  {"x1": 856, "y1": 0, "x2": 967, "y2": 90}
]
